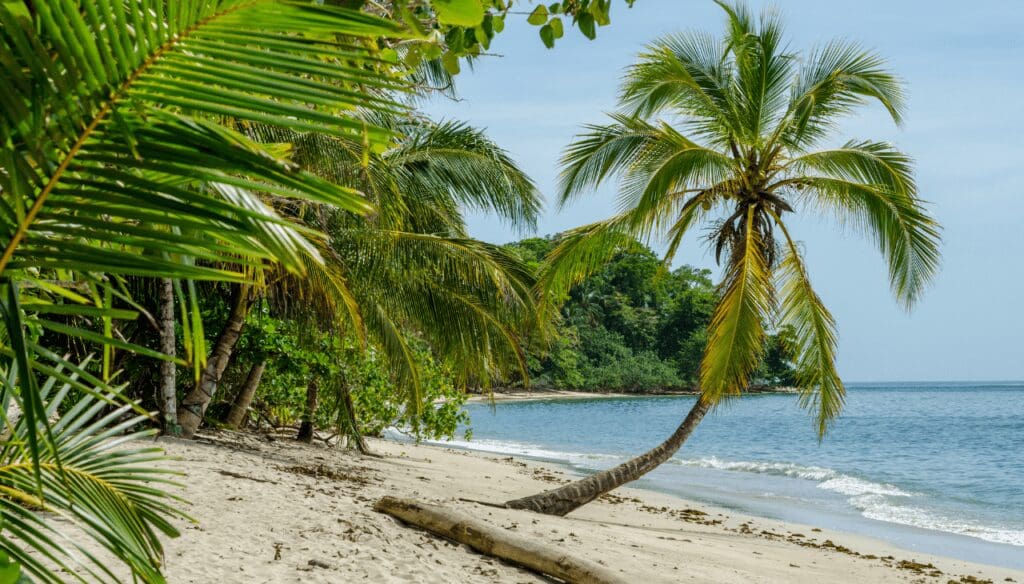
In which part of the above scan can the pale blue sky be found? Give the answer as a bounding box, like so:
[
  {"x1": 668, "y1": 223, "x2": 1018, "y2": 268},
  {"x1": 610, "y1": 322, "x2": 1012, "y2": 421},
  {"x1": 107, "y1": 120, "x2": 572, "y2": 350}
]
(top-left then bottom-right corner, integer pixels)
[{"x1": 422, "y1": 0, "x2": 1024, "y2": 382}]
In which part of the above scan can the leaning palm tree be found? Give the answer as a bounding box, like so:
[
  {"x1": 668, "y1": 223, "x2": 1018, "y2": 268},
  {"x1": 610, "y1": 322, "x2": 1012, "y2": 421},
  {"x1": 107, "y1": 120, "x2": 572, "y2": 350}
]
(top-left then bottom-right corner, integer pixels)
[{"x1": 505, "y1": 1, "x2": 940, "y2": 515}]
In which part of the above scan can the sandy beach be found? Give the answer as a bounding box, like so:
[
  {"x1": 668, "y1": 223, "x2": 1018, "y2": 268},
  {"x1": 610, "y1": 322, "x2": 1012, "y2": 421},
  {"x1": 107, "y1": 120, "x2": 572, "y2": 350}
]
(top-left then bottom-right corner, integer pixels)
[{"x1": 133, "y1": 432, "x2": 1023, "y2": 583}]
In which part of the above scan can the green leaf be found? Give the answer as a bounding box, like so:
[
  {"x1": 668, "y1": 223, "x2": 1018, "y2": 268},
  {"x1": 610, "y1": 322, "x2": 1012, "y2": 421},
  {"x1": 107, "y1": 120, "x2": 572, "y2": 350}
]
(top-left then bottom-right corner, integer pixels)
[
  {"x1": 433, "y1": 0, "x2": 486, "y2": 27},
  {"x1": 527, "y1": 4, "x2": 549, "y2": 25},
  {"x1": 492, "y1": 14, "x2": 505, "y2": 33},
  {"x1": 474, "y1": 25, "x2": 491, "y2": 49},
  {"x1": 441, "y1": 52, "x2": 461, "y2": 75},
  {"x1": 539, "y1": 24, "x2": 555, "y2": 48},
  {"x1": 591, "y1": 0, "x2": 612, "y2": 25},
  {"x1": 578, "y1": 12, "x2": 596, "y2": 39},
  {"x1": 550, "y1": 17, "x2": 564, "y2": 38}
]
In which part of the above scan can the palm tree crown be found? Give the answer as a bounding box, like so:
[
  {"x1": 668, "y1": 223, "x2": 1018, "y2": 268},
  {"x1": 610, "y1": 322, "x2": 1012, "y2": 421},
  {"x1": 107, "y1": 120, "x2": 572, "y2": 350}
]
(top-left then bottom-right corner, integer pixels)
[{"x1": 545, "y1": 1, "x2": 941, "y2": 434}]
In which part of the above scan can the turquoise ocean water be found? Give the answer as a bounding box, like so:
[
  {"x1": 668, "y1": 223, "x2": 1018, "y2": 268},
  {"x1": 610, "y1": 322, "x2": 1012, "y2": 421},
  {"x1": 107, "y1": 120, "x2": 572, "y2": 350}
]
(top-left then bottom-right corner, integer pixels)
[{"x1": 439, "y1": 383, "x2": 1024, "y2": 568}]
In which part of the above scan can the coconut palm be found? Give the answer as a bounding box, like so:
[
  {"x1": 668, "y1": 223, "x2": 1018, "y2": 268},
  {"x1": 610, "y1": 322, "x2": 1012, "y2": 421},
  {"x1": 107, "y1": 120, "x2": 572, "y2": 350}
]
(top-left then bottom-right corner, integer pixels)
[
  {"x1": 175, "y1": 115, "x2": 542, "y2": 437},
  {"x1": 505, "y1": 1, "x2": 941, "y2": 515},
  {"x1": 1, "y1": 0, "x2": 413, "y2": 578}
]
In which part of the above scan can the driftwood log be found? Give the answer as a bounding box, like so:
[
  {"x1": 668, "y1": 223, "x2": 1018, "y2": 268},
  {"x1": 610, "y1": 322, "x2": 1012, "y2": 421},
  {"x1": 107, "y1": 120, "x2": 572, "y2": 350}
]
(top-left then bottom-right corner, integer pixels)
[{"x1": 373, "y1": 496, "x2": 626, "y2": 584}]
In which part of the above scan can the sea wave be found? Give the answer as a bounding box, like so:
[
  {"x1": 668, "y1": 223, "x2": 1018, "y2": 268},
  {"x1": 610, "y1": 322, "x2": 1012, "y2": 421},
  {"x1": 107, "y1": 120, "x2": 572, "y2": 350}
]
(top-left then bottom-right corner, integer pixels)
[
  {"x1": 420, "y1": 435, "x2": 623, "y2": 464},
  {"x1": 818, "y1": 476, "x2": 915, "y2": 498},
  {"x1": 853, "y1": 495, "x2": 1024, "y2": 547},
  {"x1": 669, "y1": 456, "x2": 838, "y2": 481},
  {"x1": 668, "y1": 456, "x2": 1024, "y2": 547}
]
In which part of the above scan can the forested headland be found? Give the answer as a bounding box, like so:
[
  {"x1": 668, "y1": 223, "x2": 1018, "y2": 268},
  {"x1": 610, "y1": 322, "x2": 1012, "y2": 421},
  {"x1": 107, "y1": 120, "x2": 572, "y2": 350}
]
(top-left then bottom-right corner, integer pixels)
[{"x1": 506, "y1": 236, "x2": 797, "y2": 394}]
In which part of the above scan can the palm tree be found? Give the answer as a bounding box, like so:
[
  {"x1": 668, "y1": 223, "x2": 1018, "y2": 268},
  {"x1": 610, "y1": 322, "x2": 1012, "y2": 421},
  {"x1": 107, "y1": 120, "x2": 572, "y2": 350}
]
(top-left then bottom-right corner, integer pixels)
[
  {"x1": 1, "y1": 1, "x2": 413, "y2": 578},
  {"x1": 504, "y1": 1, "x2": 940, "y2": 515},
  {"x1": 175, "y1": 115, "x2": 543, "y2": 437}
]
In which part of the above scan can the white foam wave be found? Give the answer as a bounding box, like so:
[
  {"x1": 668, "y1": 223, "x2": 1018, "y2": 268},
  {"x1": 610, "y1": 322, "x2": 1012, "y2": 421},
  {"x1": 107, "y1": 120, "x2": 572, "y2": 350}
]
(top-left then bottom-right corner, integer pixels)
[
  {"x1": 819, "y1": 476, "x2": 914, "y2": 498},
  {"x1": 670, "y1": 456, "x2": 1024, "y2": 546},
  {"x1": 426, "y1": 436, "x2": 622, "y2": 464},
  {"x1": 670, "y1": 456, "x2": 838, "y2": 481},
  {"x1": 854, "y1": 495, "x2": 1024, "y2": 547}
]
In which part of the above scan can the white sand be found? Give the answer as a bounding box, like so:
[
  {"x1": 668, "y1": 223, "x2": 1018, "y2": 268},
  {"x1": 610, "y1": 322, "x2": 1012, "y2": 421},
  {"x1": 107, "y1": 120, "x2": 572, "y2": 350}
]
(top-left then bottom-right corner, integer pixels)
[{"x1": 133, "y1": 432, "x2": 1022, "y2": 583}]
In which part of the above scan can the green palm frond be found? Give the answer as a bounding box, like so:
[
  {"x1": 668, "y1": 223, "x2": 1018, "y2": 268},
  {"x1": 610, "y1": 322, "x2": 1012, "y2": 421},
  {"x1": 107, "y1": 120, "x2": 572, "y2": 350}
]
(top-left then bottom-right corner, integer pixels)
[
  {"x1": 558, "y1": 114, "x2": 663, "y2": 205},
  {"x1": 619, "y1": 32, "x2": 736, "y2": 143},
  {"x1": 780, "y1": 141, "x2": 940, "y2": 306},
  {"x1": 0, "y1": 362, "x2": 186, "y2": 584},
  {"x1": 339, "y1": 230, "x2": 535, "y2": 374},
  {"x1": 250, "y1": 110, "x2": 541, "y2": 411},
  {"x1": 717, "y1": 0, "x2": 792, "y2": 144},
  {"x1": 699, "y1": 206, "x2": 774, "y2": 403},
  {"x1": 780, "y1": 40, "x2": 905, "y2": 149},
  {"x1": 385, "y1": 119, "x2": 542, "y2": 233},
  {"x1": 773, "y1": 217, "x2": 844, "y2": 436},
  {"x1": 1, "y1": 1, "x2": 410, "y2": 279}
]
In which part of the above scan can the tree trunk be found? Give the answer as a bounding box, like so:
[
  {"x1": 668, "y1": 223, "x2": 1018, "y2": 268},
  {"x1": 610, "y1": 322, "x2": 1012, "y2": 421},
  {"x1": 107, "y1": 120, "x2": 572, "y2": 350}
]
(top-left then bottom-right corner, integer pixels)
[
  {"x1": 504, "y1": 397, "x2": 710, "y2": 516},
  {"x1": 297, "y1": 378, "x2": 319, "y2": 443},
  {"x1": 374, "y1": 497, "x2": 626, "y2": 584},
  {"x1": 340, "y1": 384, "x2": 371, "y2": 455},
  {"x1": 157, "y1": 277, "x2": 180, "y2": 435},
  {"x1": 224, "y1": 360, "x2": 266, "y2": 430},
  {"x1": 178, "y1": 285, "x2": 251, "y2": 438}
]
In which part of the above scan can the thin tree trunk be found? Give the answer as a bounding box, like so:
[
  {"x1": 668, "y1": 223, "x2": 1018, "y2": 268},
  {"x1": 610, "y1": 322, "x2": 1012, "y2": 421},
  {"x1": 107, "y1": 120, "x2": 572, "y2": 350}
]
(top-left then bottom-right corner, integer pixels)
[
  {"x1": 157, "y1": 277, "x2": 180, "y2": 435},
  {"x1": 504, "y1": 397, "x2": 710, "y2": 516},
  {"x1": 178, "y1": 285, "x2": 251, "y2": 438},
  {"x1": 224, "y1": 360, "x2": 266, "y2": 430},
  {"x1": 297, "y1": 378, "x2": 319, "y2": 443},
  {"x1": 340, "y1": 384, "x2": 371, "y2": 455}
]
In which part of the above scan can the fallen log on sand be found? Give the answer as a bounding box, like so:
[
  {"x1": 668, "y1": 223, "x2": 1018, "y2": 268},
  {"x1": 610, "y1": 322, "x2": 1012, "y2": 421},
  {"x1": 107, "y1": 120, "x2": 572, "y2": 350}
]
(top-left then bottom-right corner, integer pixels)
[{"x1": 373, "y1": 496, "x2": 626, "y2": 584}]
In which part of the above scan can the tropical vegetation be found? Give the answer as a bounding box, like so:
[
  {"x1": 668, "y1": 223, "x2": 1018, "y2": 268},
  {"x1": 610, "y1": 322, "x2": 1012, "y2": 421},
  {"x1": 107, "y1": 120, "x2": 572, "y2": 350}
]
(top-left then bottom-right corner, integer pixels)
[
  {"x1": 506, "y1": 236, "x2": 796, "y2": 392},
  {"x1": 0, "y1": 0, "x2": 612, "y2": 579},
  {"x1": 0, "y1": 0, "x2": 941, "y2": 578}
]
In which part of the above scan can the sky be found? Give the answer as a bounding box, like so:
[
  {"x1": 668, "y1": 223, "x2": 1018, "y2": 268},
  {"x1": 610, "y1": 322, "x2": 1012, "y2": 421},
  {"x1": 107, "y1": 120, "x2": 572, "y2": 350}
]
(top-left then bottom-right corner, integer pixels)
[{"x1": 421, "y1": 0, "x2": 1024, "y2": 382}]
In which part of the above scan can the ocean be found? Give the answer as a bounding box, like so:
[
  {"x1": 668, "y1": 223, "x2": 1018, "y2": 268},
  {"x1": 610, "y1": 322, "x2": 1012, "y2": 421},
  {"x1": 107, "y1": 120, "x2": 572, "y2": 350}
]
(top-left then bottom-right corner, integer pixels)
[{"x1": 439, "y1": 382, "x2": 1024, "y2": 569}]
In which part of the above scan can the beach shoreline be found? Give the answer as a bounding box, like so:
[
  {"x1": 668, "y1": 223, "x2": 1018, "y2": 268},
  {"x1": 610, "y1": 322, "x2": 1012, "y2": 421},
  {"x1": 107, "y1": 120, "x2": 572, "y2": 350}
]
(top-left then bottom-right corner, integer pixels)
[{"x1": 126, "y1": 432, "x2": 1023, "y2": 583}]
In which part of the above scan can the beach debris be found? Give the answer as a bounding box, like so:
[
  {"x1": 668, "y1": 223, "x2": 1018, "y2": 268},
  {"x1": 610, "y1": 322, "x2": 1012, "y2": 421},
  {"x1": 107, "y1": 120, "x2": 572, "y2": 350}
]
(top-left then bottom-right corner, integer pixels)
[
  {"x1": 374, "y1": 496, "x2": 628, "y2": 584},
  {"x1": 216, "y1": 469, "x2": 277, "y2": 484},
  {"x1": 279, "y1": 463, "x2": 374, "y2": 485}
]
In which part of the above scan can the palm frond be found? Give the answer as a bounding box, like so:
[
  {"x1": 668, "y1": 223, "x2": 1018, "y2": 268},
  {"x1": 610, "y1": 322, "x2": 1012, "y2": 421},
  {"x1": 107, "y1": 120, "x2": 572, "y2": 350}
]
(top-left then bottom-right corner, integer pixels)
[
  {"x1": 1, "y1": 2, "x2": 409, "y2": 279},
  {"x1": 780, "y1": 40, "x2": 905, "y2": 149},
  {"x1": 699, "y1": 206, "x2": 775, "y2": 403},
  {"x1": 782, "y1": 141, "x2": 940, "y2": 306},
  {"x1": 0, "y1": 362, "x2": 186, "y2": 584},
  {"x1": 720, "y1": 0, "x2": 790, "y2": 144},
  {"x1": 773, "y1": 217, "x2": 844, "y2": 436},
  {"x1": 386, "y1": 119, "x2": 542, "y2": 233},
  {"x1": 619, "y1": 31, "x2": 737, "y2": 144}
]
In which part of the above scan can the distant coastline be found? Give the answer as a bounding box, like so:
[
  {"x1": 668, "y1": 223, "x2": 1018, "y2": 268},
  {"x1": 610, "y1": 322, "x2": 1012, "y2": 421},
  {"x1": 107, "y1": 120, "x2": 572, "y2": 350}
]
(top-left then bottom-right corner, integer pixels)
[{"x1": 466, "y1": 385, "x2": 799, "y2": 402}]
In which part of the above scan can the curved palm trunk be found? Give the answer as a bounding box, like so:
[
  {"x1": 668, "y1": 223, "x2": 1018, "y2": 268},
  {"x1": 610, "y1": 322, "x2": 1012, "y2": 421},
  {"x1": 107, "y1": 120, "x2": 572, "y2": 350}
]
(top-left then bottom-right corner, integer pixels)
[
  {"x1": 178, "y1": 285, "x2": 251, "y2": 438},
  {"x1": 504, "y1": 397, "x2": 710, "y2": 516},
  {"x1": 224, "y1": 360, "x2": 266, "y2": 430},
  {"x1": 297, "y1": 378, "x2": 319, "y2": 443},
  {"x1": 157, "y1": 277, "x2": 181, "y2": 435}
]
